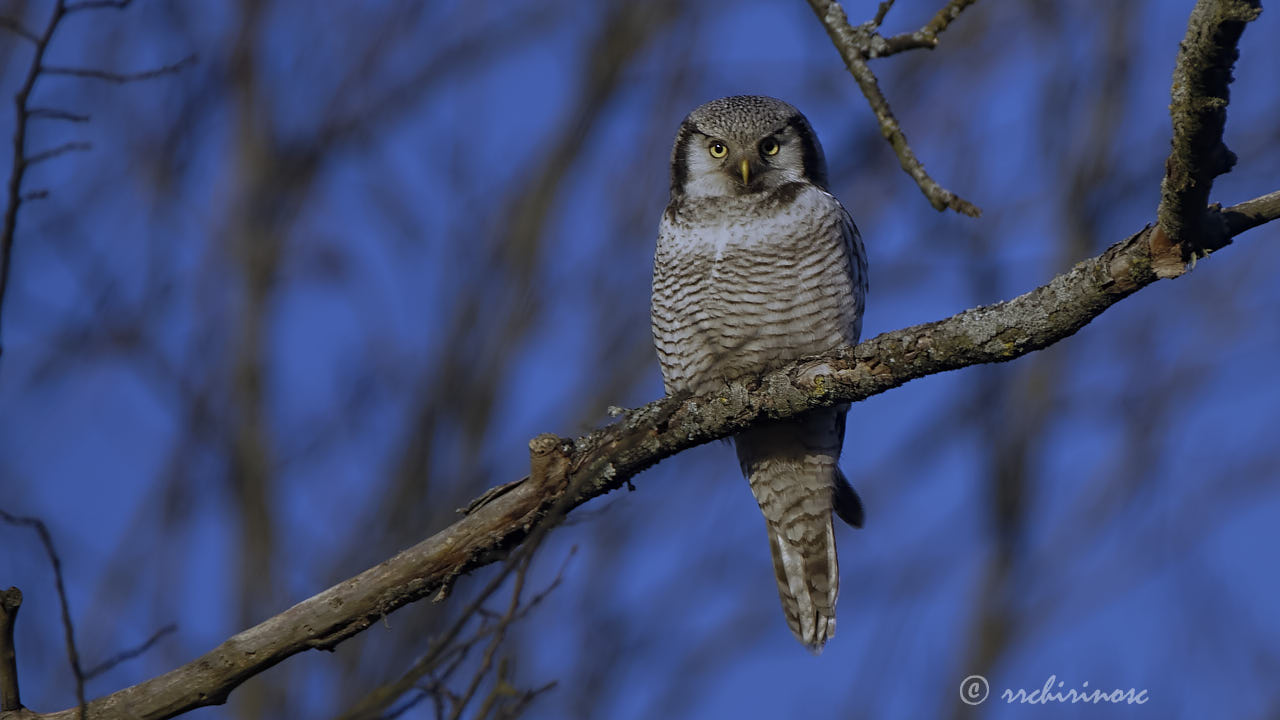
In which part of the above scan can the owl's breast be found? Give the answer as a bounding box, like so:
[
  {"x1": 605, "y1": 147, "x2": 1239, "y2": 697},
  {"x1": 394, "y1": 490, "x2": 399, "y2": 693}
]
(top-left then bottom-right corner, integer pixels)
[{"x1": 651, "y1": 185, "x2": 864, "y2": 396}]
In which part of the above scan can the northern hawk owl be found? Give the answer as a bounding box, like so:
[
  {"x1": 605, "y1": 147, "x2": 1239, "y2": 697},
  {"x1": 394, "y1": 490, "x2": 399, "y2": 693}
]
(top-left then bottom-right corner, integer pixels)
[{"x1": 651, "y1": 96, "x2": 867, "y2": 652}]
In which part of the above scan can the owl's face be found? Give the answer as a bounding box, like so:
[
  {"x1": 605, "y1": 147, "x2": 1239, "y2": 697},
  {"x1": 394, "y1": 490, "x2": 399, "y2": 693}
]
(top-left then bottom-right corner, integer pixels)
[{"x1": 669, "y1": 95, "x2": 829, "y2": 200}]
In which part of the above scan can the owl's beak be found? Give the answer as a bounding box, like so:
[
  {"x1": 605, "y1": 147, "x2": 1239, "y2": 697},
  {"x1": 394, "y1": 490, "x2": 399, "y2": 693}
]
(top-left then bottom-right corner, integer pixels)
[{"x1": 739, "y1": 158, "x2": 750, "y2": 185}]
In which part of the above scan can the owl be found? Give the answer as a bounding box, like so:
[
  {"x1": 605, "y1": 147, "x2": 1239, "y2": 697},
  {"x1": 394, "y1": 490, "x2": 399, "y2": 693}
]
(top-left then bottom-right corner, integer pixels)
[{"x1": 651, "y1": 96, "x2": 867, "y2": 652}]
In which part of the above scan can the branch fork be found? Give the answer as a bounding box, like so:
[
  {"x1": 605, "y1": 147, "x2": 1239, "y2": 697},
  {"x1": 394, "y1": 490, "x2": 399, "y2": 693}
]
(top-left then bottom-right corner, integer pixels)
[{"x1": 807, "y1": 0, "x2": 981, "y2": 216}]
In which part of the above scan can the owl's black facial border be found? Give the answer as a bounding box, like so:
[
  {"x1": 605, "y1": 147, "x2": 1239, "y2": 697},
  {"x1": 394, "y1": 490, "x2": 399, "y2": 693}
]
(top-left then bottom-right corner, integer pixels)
[
  {"x1": 783, "y1": 114, "x2": 828, "y2": 189},
  {"x1": 669, "y1": 118, "x2": 698, "y2": 196}
]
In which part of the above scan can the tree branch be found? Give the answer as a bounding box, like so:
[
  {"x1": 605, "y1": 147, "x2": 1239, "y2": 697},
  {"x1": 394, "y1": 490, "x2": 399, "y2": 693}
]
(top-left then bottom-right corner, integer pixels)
[
  {"x1": 1, "y1": 0, "x2": 70, "y2": 358},
  {"x1": 1, "y1": 589, "x2": 22, "y2": 712},
  {"x1": 23, "y1": 142, "x2": 91, "y2": 167},
  {"x1": 805, "y1": 0, "x2": 981, "y2": 216},
  {"x1": 0, "y1": 511, "x2": 84, "y2": 719},
  {"x1": 82, "y1": 626, "x2": 177, "y2": 682},
  {"x1": 0, "y1": 18, "x2": 39, "y2": 44},
  {"x1": 1221, "y1": 189, "x2": 1280, "y2": 237},
  {"x1": 1153, "y1": 0, "x2": 1262, "y2": 275},
  {"x1": 26, "y1": 108, "x2": 90, "y2": 123},
  {"x1": 880, "y1": 0, "x2": 977, "y2": 55},
  {"x1": 64, "y1": 0, "x2": 132, "y2": 11},
  {"x1": 0, "y1": 0, "x2": 192, "y2": 356},
  {"x1": 40, "y1": 56, "x2": 197, "y2": 84}
]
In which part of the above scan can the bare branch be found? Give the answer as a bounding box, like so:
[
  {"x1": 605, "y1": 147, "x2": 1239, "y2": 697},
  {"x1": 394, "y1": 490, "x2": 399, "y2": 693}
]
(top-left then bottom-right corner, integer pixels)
[
  {"x1": 330, "y1": 558, "x2": 526, "y2": 720},
  {"x1": 805, "y1": 0, "x2": 981, "y2": 216},
  {"x1": 64, "y1": 0, "x2": 132, "y2": 11},
  {"x1": 0, "y1": 18, "x2": 39, "y2": 43},
  {"x1": 83, "y1": 626, "x2": 177, "y2": 682},
  {"x1": 880, "y1": 0, "x2": 977, "y2": 54},
  {"x1": 2, "y1": 0, "x2": 69, "y2": 358},
  {"x1": 1, "y1": 589, "x2": 21, "y2": 711},
  {"x1": 27, "y1": 108, "x2": 90, "y2": 123},
  {"x1": 871, "y1": 0, "x2": 894, "y2": 28},
  {"x1": 24, "y1": 142, "x2": 91, "y2": 166},
  {"x1": 0, "y1": 511, "x2": 85, "y2": 719},
  {"x1": 1221, "y1": 189, "x2": 1280, "y2": 237},
  {"x1": 41, "y1": 55, "x2": 197, "y2": 84},
  {"x1": 473, "y1": 659, "x2": 555, "y2": 720},
  {"x1": 444, "y1": 557, "x2": 531, "y2": 720},
  {"x1": 841, "y1": 53, "x2": 979, "y2": 216},
  {"x1": 1, "y1": 0, "x2": 194, "y2": 356},
  {"x1": 334, "y1": 459, "x2": 575, "y2": 720},
  {"x1": 1154, "y1": 0, "x2": 1263, "y2": 274}
]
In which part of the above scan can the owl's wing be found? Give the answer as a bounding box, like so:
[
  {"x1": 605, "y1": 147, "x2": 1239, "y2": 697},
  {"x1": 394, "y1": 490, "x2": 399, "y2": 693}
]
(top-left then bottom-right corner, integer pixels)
[
  {"x1": 831, "y1": 412, "x2": 865, "y2": 528},
  {"x1": 651, "y1": 207, "x2": 688, "y2": 396},
  {"x1": 832, "y1": 199, "x2": 868, "y2": 529},
  {"x1": 837, "y1": 204, "x2": 869, "y2": 346}
]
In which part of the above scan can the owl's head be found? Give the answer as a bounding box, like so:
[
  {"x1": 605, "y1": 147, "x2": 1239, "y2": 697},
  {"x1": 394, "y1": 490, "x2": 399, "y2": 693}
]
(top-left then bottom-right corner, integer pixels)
[{"x1": 669, "y1": 95, "x2": 829, "y2": 200}]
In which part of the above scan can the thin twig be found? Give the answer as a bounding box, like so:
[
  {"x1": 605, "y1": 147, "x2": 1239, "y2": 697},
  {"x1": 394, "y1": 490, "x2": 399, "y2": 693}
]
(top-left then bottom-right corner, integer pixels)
[
  {"x1": 83, "y1": 624, "x2": 178, "y2": 681},
  {"x1": 445, "y1": 556, "x2": 532, "y2": 720},
  {"x1": 880, "y1": 0, "x2": 977, "y2": 54},
  {"x1": 0, "y1": 0, "x2": 194, "y2": 356},
  {"x1": 491, "y1": 679, "x2": 556, "y2": 720},
  {"x1": 331, "y1": 561, "x2": 522, "y2": 720},
  {"x1": 0, "y1": 510, "x2": 86, "y2": 719},
  {"x1": 24, "y1": 142, "x2": 91, "y2": 166},
  {"x1": 41, "y1": 55, "x2": 197, "y2": 84},
  {"x1": 0, "y1": 17, "x2": 39, "y2": 43},
  {"x1": 1, "y1": 0, "x2": 69, "y2": 357},
  {"x1": 871, "y1": 0, "x2": 895, "y2": 28},
  {"x1": 335, "y1": 522, "x2": 572, "y2": 720},
  {"x1": 65, "y1": 0, "x2": 133, "y2": 11},
  {"x1": 448, "y1": 551, "x2": 569, "y2": 720},
  {"x1": 472, "y1": 658, "x2": 526, "y2": 720},
  {"x1": 379, "y1": 689, "x2": 431, "y2": 720},
  {"x1": 805, "y1": 0, "x2": 981, "y2": 216},
  {"x1": 845, "y1": 54, "x2": 980, "y2": 216},
  {"x1": 27, "y1": 108, "x2": 90, "y2": 123}
]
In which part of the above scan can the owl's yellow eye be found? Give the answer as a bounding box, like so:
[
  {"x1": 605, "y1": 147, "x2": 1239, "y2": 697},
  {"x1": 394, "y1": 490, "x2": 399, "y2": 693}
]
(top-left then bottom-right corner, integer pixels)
[
  {"x1": 708, "y1": 142, "x2": 728, "y2": 158},
  {"x1": 760, "y1": 138, "x2": 779, "y2": 156}
]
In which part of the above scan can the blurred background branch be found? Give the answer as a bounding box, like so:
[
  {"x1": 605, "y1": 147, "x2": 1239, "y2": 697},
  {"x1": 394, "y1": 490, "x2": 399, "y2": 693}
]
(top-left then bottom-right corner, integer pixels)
[
  {"x1": 0, "y1": 510, "x2": 84, "y2": 717},
  {"x1": 0, "y1": 0, "x2": 190, "y2": 356}
]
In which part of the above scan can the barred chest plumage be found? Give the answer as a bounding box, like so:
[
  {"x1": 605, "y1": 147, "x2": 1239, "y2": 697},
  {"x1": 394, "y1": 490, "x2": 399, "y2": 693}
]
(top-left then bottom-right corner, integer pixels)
[{"x1": 651, "y1": 181, "x2": 865, "y2": 397}]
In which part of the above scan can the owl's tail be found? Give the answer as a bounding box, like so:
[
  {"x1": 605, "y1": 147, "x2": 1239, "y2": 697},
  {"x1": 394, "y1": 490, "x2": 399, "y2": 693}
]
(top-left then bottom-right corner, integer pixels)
[{"x1": 736, "y1": 408, "x2": 862, "y2": 654}]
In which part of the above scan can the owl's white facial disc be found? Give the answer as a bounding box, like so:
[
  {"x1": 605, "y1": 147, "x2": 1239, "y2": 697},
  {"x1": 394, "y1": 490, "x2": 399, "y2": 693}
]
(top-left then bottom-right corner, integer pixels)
[{"x1": 668, "y1": 95, "x2": 829, "y2": 201}]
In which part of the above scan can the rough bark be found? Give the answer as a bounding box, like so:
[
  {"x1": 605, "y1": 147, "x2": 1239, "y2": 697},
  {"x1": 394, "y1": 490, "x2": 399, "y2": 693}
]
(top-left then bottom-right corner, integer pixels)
[{"x1": 1154, "y1": 0, "x2": 1263, "y2": 274}]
